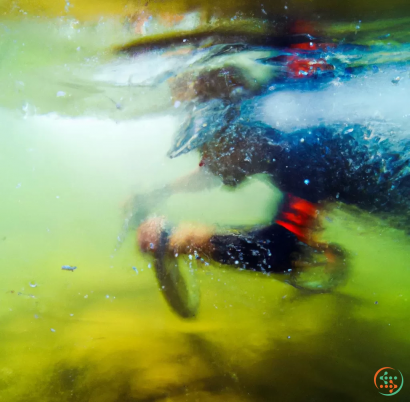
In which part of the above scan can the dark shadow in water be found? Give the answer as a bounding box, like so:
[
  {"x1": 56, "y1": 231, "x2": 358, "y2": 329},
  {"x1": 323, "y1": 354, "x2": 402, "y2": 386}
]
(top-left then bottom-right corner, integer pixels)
[
  {"x1": 8, "y1": 289, "x2": 409, "y2": 402},
  {"x1": 170, "y1": 291, "x2": 410, "y2": 402}
]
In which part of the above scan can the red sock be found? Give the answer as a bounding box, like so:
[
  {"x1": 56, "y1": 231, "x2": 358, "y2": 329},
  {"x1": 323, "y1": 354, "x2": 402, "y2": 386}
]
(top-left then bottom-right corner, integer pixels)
[{"x1": 276, "y1": 194, "x2": 321, "y2": 244}]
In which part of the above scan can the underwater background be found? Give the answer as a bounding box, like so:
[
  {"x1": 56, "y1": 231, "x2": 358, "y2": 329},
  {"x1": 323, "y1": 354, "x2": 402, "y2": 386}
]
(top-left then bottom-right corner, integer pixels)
[{"x1": 0, "y1": 2, "x2": 410, "y2": 401}]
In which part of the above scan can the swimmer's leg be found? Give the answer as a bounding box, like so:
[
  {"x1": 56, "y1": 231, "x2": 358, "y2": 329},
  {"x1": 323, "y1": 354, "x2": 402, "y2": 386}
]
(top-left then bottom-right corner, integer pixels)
[
  {"x1": 206, "y1": 193, "x2": 348, "y2": 287},
  {"x1": 137, "y1": 190, "x2": 349, "y2": 287},
  {"x1": 136, "y1": 193, "x2": 333, "y2": 273},
  {"x1": 209, "y1": 225, "x2": 302, "y2": 273},
  {"x1": 136, "y1": 217, "x2": 337, "y2": 275},
  {"x1": 209, "y1": 224, "x2": 349, "y2": 292}
]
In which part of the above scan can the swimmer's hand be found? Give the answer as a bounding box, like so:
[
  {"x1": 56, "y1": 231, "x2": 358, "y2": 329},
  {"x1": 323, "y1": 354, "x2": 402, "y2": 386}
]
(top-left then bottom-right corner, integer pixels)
[
  {"x1": 116, "y1": 189, "x2": 169, "y2": 247},
  {"x1": 138, "y1": 218, "x2": 203, "y2": 319},
  {"x1": 123, "y1": 187, "x2": 172, "y2": 230}
]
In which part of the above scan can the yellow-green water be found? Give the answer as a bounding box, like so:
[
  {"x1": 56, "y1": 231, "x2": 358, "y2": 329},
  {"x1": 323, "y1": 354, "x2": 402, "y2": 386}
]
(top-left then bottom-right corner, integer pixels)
[{"x1": 0, "y1": 16, "x2": 410, "y2": 402}]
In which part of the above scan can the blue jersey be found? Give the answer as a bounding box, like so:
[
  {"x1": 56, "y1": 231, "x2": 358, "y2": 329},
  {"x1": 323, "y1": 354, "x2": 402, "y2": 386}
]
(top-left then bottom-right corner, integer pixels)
[{"x1": 201, "y1": 121, "x2": 410, "y2": 213}]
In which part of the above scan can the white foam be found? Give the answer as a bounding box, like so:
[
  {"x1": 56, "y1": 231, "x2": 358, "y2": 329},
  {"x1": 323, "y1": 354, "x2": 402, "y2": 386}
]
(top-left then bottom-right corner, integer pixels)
[{"x1": 261, "y1": 68, "x2": 410, "y2": 138}]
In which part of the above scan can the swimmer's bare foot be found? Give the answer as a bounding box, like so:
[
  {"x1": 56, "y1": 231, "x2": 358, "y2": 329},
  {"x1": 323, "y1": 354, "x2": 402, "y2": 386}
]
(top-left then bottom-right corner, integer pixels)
[
  {"x1": 292, "y1": 242, "x2": 346, "y2": 269},
  {"x1": 290, "y1": 242, "x2": 349, "y2": 292}
]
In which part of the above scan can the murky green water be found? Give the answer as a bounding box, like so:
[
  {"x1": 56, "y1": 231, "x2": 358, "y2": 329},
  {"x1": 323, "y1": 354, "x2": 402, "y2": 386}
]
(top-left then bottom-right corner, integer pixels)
[{"x1": 0, "y1": 16, "x2": 409, "y2": 402}]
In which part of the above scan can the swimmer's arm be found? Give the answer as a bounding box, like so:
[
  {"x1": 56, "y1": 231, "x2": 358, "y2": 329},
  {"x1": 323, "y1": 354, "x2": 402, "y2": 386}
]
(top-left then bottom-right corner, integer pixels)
[
  {"x1": 168, "y1": 166, "x2": 222, "y2": 193},
  {"x1": 123, "y1": 167, "x2": 221, "y2": 225}
]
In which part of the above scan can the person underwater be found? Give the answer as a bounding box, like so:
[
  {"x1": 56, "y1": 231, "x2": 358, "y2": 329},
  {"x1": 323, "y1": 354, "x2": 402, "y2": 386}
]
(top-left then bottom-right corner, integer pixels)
[{"x1": 120, "y1": 20, "x2": 410, "y2": 317}]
